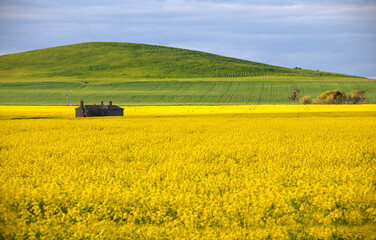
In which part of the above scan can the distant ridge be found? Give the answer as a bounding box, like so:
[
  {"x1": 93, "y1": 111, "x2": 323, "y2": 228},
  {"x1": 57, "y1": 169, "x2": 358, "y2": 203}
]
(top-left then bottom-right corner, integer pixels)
[{"x1": 0, "y1": 42, "x2": 360, "y2": 81}]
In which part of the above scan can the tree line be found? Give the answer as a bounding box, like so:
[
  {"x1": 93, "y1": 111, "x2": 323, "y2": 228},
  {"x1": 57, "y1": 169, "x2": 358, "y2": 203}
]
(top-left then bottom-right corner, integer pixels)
[{"x1": 289, "y1": 90, "x2": 368, "y2": 104}]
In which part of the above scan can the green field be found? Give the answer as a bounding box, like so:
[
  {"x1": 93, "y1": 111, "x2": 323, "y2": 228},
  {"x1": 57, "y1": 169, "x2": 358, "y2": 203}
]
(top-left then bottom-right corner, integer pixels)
[
  {"x1": 0, "y1": 42, "x2": 360, "y2": 81},
  {"x1": 0, "y1": 42, "x2": 374, "y2": 105},
  {"x1": 1, "y1": 80, "x2": 374, "y2": 105}
]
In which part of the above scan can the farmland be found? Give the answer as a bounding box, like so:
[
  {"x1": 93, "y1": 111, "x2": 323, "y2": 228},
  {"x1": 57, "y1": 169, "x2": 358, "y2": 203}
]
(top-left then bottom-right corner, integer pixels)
[
  {"x1": 1, "y1": 42, "x2": 376, "y2": 239},
  {"x1": 0, "y1": 42, "x2": 360, "y2": 81},
  {"x1": 1, "y1": 42, "x2": 374, "y2": 106},
  {"x1": 1, "y1": 80, "x2": 375, "y2": 105},
  {"x1": 1, "y1": 105, "x2": 376, "y2": 239}
]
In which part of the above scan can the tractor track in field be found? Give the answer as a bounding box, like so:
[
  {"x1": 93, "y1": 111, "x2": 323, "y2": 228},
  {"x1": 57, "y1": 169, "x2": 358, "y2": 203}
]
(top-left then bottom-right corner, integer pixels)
[
  {"x1": 1, "y1": 80, "x2": 375, "y2": 105},
  {"x1": 227, "y1": 82, "x2": 241, "y2": 104},
  {"x1": 217, "y1": 82, "x2": 233, "y2": 104},
  {"x1": 198, "y1": 82, "x2": 217, "y2": 102}
]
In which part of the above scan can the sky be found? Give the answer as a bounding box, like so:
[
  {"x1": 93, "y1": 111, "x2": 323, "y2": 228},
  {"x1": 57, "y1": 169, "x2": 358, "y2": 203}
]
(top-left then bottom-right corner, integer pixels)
[{"x1": 0, "y1": 0, "x2": 375, "y2": 77}]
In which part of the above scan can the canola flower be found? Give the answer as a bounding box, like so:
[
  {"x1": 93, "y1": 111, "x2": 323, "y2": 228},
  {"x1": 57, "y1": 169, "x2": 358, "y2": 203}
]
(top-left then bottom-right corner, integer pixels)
[{"x1": 0, "y1": 105, "x2": 376, "y2": 239}]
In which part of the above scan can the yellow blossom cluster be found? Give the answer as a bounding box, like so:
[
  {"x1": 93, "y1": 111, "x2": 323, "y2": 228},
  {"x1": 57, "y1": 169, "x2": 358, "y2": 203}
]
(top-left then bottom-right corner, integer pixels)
[{"x1": 0, "y1": 105, "x2": 375, "y2": 239}]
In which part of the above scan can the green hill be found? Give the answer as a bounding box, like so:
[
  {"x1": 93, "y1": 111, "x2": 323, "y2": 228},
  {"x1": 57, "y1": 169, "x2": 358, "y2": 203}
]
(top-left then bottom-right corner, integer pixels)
[
  {"x1": 1, "y1": 42, "x2": 374, "y2": 106},
  {"x1": 0, "y1": 42, "x2": 360, "y2": 82}
]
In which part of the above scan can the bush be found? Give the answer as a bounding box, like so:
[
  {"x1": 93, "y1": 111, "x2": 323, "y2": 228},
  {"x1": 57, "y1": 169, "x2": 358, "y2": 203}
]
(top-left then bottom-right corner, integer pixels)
[
  {"x1": 318, "y1": 90, "x2": 346, "y2": 104},
  {"x1": 311, "y1": 98, "x2": 322, "y2": 104},
  {"x1": 296, "y1": 90, "x2": 368, "y2": 105},
  {"x1": 299, "y1": 96, "x2": 312, "y2": 105},
  {"x1": 350, "y1": 90, "x2": 368, "y2": 104},
  {"x1": 288, "y1": 89, "x2": 300, "y2": 104}
]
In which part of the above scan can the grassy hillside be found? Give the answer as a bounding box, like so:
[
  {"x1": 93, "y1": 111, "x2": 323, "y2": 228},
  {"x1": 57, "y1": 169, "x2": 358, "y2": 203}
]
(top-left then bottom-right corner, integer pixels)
[
  {"x1": 1, "y1": 42, "x2": 372, "y2": 105},
  {"x1": 1, "y1": 81, "x2": 375, "y2": 105},
  {"x1": 0, "y1": 42, "x2": 361, "y2": 82}
]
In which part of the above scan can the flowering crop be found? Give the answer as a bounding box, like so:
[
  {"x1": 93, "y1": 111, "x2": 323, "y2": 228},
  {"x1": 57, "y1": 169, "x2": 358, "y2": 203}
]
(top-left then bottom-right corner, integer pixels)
[{"x1": 0, "y1": 105, "x2": 375, "y2": 239}]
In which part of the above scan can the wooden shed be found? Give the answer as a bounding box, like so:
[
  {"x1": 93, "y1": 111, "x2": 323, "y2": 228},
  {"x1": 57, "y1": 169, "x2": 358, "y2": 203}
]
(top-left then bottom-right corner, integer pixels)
[{"x1": 75, "y1": 101, "x2": 123, "y2": 117}]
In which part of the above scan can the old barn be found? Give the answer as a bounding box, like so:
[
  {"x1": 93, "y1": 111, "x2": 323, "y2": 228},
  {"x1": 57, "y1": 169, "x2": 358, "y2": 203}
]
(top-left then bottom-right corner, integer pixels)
[{"x1": 75, "y1": 101, "x2": 123, "y2": 117}]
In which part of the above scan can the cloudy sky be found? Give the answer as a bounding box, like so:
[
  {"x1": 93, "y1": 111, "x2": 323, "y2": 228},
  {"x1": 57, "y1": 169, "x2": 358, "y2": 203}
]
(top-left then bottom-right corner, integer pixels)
[{"x1": 1, "y1": 0, "x2": 375, "y2": 77}]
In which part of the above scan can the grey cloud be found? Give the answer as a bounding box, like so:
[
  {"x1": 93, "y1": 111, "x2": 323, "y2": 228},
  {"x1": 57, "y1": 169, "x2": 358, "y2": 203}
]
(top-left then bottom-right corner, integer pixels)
[{"x1": 0, "y1": 0, "x2": 375, "y2": 76}]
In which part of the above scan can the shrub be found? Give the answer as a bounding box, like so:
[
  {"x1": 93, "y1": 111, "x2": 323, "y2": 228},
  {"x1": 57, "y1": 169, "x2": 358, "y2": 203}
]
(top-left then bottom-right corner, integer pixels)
[
  {"x1": 318, "y1": 90, "x2": 346, "y2": 104},
  {"x1": 288, "y1": 89, "x2": 300, "y2": 104},
  {"x1": 299, "y1": 96, "x2": 312, "y2": 105},
  {"x1": 350, "y1": 90, "x2": 368, "y2": 104},
  {"x1": 298, "y1": 90, "x2": 368, "y2": 105}
]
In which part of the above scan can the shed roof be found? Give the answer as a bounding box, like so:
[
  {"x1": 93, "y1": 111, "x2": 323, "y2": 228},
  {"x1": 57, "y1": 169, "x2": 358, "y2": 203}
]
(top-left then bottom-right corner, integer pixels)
[{"x1": 75, "y1": 105, "x2": 123, "y2": 110}]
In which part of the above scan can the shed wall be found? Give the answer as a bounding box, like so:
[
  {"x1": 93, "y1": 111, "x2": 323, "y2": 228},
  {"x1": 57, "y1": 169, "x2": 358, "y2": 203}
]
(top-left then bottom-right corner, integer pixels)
[{"x1": 75, "y1": 108, "x2": 123, "y2": 117}]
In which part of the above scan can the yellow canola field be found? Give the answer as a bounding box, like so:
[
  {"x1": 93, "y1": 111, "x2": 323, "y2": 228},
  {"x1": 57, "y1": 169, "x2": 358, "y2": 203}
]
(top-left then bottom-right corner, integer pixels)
[
  {"x1": 0, "y1": 105, "x2": 376, "y2": 239},
  {"x1": 1, "y1": 104, "x2": 376, "y2": 119}
]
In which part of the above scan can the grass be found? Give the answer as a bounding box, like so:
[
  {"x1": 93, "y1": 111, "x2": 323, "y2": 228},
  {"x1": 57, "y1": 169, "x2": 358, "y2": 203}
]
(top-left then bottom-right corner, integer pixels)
[
  {"x1": 0, "y1": 42, "x2": 362, "y2": 82},
  {"x1": 1, "y1": 80, "x2": 375, "y2": 105},
  {"x1": 0, "y1": 42, "x2": 372, "y2": 106}
]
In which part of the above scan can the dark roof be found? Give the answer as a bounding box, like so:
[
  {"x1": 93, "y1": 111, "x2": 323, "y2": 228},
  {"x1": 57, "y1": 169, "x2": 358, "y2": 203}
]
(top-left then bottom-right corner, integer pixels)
[{"x1": 75, "y1": 105, "x2": 123, "y2": 110}]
